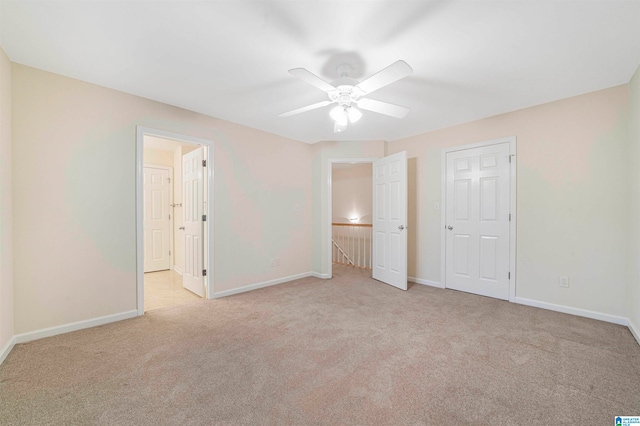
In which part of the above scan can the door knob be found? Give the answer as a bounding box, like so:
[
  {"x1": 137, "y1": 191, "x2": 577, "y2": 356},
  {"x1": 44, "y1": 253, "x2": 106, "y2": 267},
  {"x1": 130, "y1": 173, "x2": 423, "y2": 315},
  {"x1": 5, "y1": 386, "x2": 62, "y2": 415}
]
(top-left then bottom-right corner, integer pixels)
[
  {"x1": 447, "y1": 226, "x2": 453, "y2": 230},
  {"x1": 179, "y1": 226, "x2": 185, "y2": 230},
  {"x1": 398, "y1": 225, "x2": 405, "y2": 230}
]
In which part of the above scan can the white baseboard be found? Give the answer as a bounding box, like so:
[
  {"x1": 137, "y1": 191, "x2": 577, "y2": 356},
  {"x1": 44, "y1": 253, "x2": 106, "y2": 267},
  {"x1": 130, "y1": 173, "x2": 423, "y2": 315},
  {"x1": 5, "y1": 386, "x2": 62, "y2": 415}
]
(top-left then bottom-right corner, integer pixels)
[
  {"x1": 173, "y1": 265, "x2": 183, "y2": 276},
  {"x1": 408, "y1": 276, "x2": 444, "y2": 288},
  {"x1": 628, "y1": 318, "x2": 640, "y2": 346},
  {"x1": 311, "y1": 272, "x2": 331, "y2": 279},
  {"x1": 513, "y1": 297, "x2": 628, "y2": 326},
  {"x1": 13, "y1": 310, "x2": 138, "y2": 345},
  {"x1": 0, "y1": 335, "x2": 16, "y2": 366},
  {"x1": 212, "y1": 272, "x2": 313, "y2": 299}
]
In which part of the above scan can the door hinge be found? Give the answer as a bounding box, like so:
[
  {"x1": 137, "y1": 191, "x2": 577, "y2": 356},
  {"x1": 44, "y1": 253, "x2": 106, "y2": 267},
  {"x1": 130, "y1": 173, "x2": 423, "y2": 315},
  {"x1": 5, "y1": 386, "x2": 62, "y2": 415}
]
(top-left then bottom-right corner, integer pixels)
[
  {"x1": 202, "y1": 269, "x2": 207, "y2": 276},
  {"x1": 508, "y1": 272, "x2": 511, "y2": 280},
  {"x1": 167, "y1": 177, "x2": 171, "y2": 183},
  {"x1": 202, "y1": 159, "x2": 207, "y2": 167},
  {"x1": 509, "y1": 156, "x2": 511, "y2": 163},
  {"x1": 169, "y1": 250, "x2": 171, "y2": 256},
  {"x1": 169, "y1": 214, "x2": 171, "y2": 220},
  {"x1": 509, "y1": 213, "x2": 511, "y2": 222},
  {"x1": 202, "y1": 214, "x2": 207, "y2": 222}
]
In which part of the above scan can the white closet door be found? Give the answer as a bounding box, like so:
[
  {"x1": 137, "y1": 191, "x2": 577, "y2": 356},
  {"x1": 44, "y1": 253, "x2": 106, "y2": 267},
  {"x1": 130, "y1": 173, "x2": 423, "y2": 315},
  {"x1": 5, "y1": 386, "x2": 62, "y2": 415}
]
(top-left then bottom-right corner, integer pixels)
[{"x1": 143, "y1": 167, "x2": 171, "y2": 273}]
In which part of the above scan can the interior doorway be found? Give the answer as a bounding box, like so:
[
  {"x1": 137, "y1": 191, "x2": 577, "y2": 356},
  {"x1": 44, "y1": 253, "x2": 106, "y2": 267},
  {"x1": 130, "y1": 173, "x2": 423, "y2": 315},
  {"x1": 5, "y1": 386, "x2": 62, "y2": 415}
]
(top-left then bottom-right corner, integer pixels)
[
  {"x1": 331, "y1": 162, "x2": 374, "y2": 275},
  {"x1": 136, "y1": 127, "x2": 214, "y2": 315},
  {"x1": 327, "y1": 153, "x2": 408, "y2": 290},
  {"x1": 325, "y1": 158, "x2": 376, "y2": 278}
]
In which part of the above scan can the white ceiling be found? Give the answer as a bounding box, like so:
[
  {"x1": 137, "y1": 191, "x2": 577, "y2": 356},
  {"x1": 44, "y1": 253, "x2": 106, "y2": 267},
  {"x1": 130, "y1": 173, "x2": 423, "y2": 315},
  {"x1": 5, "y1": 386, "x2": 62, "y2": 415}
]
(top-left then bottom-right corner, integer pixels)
[{"x1": 1, "y1": 1, "x2": 639, "y2": 144}]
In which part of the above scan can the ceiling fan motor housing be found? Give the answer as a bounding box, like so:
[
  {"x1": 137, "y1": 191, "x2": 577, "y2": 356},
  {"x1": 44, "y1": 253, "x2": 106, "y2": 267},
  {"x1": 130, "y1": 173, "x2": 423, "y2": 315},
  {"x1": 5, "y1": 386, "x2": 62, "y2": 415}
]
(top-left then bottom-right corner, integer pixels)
[
  {"x1": 338, "y1": 91, "x2": 356, "y2": 106},
  {"x1": 329, "y1": 82, "x2": 363, "y2": 107}
]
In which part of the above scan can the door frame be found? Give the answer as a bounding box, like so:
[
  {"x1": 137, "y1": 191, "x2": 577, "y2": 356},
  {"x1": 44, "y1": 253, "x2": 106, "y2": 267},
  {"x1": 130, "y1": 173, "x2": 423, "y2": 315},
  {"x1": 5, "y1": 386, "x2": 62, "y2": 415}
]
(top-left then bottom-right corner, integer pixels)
[
  {"x1": 142, "y1": 164, "x2": 174, "y2": 272},
  {"x1": 136, "y1": 126, "x2": 215, "y2": 316},
  {"x1": 440, "y1": 136, "x2": 517, "y2": 301},
  {"x1": 326, "y1": 158, "x2": 377, "y2": 278}
]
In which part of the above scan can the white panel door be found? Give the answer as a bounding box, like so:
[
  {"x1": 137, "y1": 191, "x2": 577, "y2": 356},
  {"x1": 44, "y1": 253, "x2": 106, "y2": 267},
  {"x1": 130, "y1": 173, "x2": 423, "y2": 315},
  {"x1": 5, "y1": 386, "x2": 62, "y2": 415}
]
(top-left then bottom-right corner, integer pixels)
[
  {"x1": 183, "y1": 147, "x2": 205, "y2": 297},
  {"x1": 143, "y1": 167, "x2": 171, "y2": 273},
  {"x1": 445, "y1": 143, "x2": 510, "y2": 300},
  {"x1": 372, "y1": 151, "x2": 408, "y2": 290}
]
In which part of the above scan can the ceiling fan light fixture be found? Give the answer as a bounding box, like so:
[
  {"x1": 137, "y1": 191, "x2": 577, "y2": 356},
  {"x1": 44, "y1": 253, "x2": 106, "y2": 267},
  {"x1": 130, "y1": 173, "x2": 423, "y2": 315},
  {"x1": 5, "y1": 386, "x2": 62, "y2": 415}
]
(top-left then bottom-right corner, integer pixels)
[
  {"x1": 330, "y1": 105, "x2": 348, "y2": 126},
  {"x1": 347, "y1": 106, "x2": 362, "y2": 123},
  {"x1": 281, "y1": 60, "x2": 413, "y2": 132}
]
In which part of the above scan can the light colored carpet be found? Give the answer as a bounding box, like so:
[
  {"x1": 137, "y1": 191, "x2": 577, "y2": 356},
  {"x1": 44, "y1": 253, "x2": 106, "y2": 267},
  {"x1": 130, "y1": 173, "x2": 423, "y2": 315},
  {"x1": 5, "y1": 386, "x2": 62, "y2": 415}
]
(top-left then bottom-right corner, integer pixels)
[
  {"x1": 1, "y1": 264, "x2": 639, "y2": 425},
  {"x1": 144, "y1": 270, "x2": 202, "y2": 312}
]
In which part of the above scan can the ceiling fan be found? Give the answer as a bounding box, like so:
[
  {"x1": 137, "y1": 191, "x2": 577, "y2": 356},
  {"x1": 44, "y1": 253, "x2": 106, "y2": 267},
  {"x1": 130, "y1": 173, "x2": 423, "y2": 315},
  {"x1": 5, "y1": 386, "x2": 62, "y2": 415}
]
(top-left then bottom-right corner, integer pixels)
[{"x1": 279, "y1": 60, "x2": 413, "y2": 133}]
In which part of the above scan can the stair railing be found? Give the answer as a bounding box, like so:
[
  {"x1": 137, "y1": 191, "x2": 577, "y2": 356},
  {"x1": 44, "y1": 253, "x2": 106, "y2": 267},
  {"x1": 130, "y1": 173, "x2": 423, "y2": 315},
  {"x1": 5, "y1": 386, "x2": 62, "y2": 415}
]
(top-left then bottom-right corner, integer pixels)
[{"x1": 331, "y1": 223, "x2": 373, "y2": 269}]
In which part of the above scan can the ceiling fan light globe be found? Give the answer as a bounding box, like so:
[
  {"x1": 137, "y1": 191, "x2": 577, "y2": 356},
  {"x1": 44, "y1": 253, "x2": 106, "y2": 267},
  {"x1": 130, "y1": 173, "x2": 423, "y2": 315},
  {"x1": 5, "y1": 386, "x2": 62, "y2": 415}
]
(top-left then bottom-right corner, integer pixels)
[
  {"x1": 347, "y1": 107, "x2": 363, "y2": 123},
  {"x1": 329, "y1": 105, "x2": 342, "y2": 120},
  {"x1": 330, "y1": 106, "x2": 348, "y2": 126}
]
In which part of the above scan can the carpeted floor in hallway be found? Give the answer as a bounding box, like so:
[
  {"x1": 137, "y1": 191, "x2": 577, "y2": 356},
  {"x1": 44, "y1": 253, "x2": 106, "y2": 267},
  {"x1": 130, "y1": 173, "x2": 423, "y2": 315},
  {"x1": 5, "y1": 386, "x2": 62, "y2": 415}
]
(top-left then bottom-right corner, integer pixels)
[{"x1": 1, "y1": 264, "x2": 639, "y2": 425}]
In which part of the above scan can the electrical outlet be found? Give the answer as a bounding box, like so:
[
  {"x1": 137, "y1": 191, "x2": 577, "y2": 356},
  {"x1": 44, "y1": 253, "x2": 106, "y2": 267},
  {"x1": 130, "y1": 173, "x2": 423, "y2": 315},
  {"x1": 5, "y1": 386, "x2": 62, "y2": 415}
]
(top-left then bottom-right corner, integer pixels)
[
  {"x1": 559, "y1": 276, "x2": 570, "y2": 288},
  {"x1": 271, "y1": 258, "x2": 279, "y2": 267}
]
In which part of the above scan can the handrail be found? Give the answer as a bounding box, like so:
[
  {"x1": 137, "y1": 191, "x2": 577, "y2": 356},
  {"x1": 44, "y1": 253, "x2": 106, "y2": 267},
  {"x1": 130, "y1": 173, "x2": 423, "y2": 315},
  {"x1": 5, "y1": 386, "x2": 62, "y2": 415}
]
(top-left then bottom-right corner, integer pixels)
[
  {"x1": 332, "y1": 239, "x2": 354, "y2": 266},
  {"x1": 332, "y1": 223, "x2": 372, "y2": 227}
]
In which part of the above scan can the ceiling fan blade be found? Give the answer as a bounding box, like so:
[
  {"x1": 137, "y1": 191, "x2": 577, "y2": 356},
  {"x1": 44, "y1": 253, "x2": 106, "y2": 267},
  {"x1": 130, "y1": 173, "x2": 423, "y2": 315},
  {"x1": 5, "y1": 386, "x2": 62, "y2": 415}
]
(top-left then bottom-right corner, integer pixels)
[
  {"x1": 278, "y1": 100, "x2": 333, "y2": 117},
  {"x1": 289, "y1": 68, "x2": 336, "y2": 93},
  {"x1": 357, "y1": 98, "x2": 410, "y2": 119},
  {"x1": 356, "y1": 60, "x2": 413, "y2": 95}
]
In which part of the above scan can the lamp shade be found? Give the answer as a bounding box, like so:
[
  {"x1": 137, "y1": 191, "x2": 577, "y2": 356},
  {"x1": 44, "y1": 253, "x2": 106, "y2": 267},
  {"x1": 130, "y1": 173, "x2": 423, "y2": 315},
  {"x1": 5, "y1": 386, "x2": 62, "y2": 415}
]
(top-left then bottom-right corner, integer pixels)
[
  {"x1": 330, "y1": 105, "x2": 348, "y2": 125},
  {"x1": 347, "y1": 107, "x2": 362, "y2": 123}
]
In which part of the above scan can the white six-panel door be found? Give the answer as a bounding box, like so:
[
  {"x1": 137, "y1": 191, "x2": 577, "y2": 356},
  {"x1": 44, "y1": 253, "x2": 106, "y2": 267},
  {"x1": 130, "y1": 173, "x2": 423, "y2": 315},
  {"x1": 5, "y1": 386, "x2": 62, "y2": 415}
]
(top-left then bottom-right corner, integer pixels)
[
  {"x1": 445, "y1": 143, "x2": 510, "y2": 300},
  {"x1": 183, "y1": 147, "x2": 205, "y2": 297},
  {"x1": 143, "y1": 167, "x2": 171, "y2": 273},
  {"x1": 372, "y1": 151, "x2": 408, "y2": 290}
]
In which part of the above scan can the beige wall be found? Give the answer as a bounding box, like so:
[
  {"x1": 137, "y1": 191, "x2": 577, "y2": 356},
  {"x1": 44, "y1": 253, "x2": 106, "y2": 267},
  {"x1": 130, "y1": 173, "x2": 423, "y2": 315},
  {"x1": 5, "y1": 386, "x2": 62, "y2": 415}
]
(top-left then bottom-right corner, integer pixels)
[
  {"x1": 0, "y1": 46, "x2": 13, "y2": 354},
  {"x1": 628, "y1": 64, "x2": 640, "y2": 332},
  {"x1": 332, "y1": 164, "x2": 372, "y2": 224},
  {"x1": 311, "y1": 140, "x2": 385, "y2": 274},
  {"x1": 143, "y1": 147, "x2": 174, "y2": 168},
  {"x1": 11, "y1": 64, "x2": 313, "y2": 334},
  {"x1": 389, "y1": 85, "x2": 630, "y2": 317}
]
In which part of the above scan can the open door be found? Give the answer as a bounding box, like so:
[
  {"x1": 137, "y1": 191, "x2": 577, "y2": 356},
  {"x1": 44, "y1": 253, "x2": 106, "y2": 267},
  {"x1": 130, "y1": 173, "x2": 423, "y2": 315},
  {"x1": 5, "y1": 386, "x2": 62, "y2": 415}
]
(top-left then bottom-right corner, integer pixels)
[
  {"x1": 183, "y1": 147, "x2": 205, "y2": 297},
  {"x1": 372, "y1": 151, "x2": 408, "y2": 290}
]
